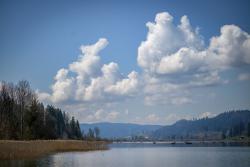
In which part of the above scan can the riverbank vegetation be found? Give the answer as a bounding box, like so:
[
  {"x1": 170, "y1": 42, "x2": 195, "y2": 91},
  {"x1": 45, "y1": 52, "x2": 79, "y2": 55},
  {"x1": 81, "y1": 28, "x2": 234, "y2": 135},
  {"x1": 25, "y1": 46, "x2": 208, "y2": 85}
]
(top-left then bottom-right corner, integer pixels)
[
  {"x1": 0, "y1": 81, "x2": 109, "y2": 160},
  {"x1": 0, "y1": 140, "x2": 108, "y2": 159}
]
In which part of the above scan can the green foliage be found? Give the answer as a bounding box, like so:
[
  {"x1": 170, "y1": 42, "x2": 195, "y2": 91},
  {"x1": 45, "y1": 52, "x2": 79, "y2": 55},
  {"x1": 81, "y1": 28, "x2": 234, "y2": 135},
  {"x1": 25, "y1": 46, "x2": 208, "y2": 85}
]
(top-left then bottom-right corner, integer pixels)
[{"x1": 0, "y1": 80, "x2": 83, "y2": 140}]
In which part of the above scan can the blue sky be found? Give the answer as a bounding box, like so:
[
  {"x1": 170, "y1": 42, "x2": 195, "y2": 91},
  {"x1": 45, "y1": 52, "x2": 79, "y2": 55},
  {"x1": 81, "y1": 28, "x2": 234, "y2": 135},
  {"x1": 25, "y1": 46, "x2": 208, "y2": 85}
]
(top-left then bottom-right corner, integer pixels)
[{"x1": 1, "y1": 0, "x2": 250, "y2": 124}]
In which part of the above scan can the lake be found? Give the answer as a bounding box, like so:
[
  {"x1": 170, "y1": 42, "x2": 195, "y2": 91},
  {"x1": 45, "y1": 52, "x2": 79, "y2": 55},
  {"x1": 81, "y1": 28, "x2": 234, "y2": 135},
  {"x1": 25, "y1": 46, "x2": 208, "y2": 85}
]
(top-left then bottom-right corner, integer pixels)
[{"x1": 1, "y1": 142, "x2": 250, "y2": 167}]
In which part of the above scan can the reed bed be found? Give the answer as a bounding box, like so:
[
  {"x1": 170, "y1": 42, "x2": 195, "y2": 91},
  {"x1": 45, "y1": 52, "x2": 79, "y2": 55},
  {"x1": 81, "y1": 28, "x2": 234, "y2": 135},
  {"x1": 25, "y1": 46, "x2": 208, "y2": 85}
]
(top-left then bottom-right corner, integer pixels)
[{"x1": 0, "y1": 140, "x2": 108, "y2": 160}]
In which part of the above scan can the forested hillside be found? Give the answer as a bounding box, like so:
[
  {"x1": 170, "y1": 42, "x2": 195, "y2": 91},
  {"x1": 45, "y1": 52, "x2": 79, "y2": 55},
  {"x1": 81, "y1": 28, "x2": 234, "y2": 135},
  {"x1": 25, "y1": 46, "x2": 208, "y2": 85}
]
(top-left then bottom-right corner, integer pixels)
[
  {"x1": 152, "y1": 110, "x2": 250, "y2": 140},
  {"x1": 0, "y1": 80, "x2": 82, "y2": 140}
]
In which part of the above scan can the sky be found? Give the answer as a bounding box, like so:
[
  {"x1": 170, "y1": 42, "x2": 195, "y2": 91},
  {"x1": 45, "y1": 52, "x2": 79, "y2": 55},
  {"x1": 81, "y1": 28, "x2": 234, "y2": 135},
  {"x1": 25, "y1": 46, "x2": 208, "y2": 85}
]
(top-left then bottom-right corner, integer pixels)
[{"x1": 1, "y1": 0, "x2": 250, "y2": 125}]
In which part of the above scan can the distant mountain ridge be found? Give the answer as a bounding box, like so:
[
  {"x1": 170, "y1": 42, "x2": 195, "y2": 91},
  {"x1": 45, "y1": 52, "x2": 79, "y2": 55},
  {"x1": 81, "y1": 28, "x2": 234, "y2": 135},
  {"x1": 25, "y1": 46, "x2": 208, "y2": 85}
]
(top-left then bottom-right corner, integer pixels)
[
  {"x1": 152, "y1": 110, "x2": 250, "y2": 140},
  {"x1": 80, "y1": 110, "x2": 250, "y2": 140},
  {"x1": 80, "y1": 122, "x2": 162, "y2": 139}
]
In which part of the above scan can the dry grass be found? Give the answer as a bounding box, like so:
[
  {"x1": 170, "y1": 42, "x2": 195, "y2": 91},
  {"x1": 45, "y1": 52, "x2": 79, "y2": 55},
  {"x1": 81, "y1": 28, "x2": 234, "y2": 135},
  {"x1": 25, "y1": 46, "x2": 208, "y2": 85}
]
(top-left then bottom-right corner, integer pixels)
[{"x1": 0, "y1": 140, "x2": 109, "y2": 160}]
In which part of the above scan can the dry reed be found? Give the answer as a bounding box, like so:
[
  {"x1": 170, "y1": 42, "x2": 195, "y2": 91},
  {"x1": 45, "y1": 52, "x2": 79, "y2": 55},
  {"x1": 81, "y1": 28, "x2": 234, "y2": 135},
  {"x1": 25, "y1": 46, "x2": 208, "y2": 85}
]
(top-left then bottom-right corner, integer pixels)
[{"x1": 0, "y1": 140, "x2": 109, "y2": 160}]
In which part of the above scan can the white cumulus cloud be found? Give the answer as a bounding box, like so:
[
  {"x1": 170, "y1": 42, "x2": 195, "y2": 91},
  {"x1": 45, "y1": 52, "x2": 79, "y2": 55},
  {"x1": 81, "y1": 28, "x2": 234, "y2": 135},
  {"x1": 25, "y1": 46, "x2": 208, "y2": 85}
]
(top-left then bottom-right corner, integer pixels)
[
  {"x1": 51, "y1": 68, "x2": 75, "y2": 103},
  {"x1": 138, "y1": 12, "x2": 250, "y2": 105},
  {"x1": 138, "y1": 12, "x2": 250, "y2": 76},
  {"x1": 38, "y1": 11, "x2": 250, "y2": 123},
  {"x1": 138, "y1": 12, "x2": 204, "y2": 74},
  {"x1": 39, "y1": 38, "x2": 139, "y2": 105}
]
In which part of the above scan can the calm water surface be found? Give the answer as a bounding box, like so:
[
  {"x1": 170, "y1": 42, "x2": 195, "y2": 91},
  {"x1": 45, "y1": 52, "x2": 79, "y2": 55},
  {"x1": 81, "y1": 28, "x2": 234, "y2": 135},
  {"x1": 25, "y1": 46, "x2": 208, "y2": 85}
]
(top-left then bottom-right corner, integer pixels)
[{"x1": 1, "y1": 143, "x2": 250, "y2": 167}]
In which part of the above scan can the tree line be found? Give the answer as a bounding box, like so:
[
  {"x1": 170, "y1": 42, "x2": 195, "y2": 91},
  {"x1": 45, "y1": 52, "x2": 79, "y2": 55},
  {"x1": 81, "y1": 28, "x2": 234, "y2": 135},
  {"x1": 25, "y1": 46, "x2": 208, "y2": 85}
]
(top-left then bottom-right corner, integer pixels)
[
  {"x1": 0, "y1": 80, "x2": 84, "y2": 140},
  {"x1": 82, "y1": 127, "x2": 101, "y2": 141}
]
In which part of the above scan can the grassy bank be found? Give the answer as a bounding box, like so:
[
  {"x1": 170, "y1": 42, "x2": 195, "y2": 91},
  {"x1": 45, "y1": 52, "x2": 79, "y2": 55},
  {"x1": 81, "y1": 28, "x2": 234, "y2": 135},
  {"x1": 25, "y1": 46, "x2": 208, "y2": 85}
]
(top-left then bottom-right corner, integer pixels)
[{"x1": 0, "y1": 140, "x2": 109, "y2": 160}]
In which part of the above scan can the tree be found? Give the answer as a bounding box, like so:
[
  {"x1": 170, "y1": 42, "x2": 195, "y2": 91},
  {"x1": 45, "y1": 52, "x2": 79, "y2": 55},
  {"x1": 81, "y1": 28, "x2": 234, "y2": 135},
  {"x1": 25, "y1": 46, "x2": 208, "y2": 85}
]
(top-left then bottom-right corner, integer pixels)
[
  {"x1": 0, "y1": 82, "x2": 19, "y2": 139},
  {"x1": 16, "y1": 80, "x2": 33, "y2": 138},
  {"x1": 229, "y1": 128, "x2": 233, "y2": 137},
  {"x1": 24, "y1": 97, "x2": 38, "y2": 139},
  {"x1": 221, "y1": 132, "x2": 226, "y2": 140},
  {"x1": 94, "y1": 127, "x2": 100, "y2": 139},
  {"x1": 239, "y1": 121, "x2": 245, "y2": 135},
  {"x1": 76, "y1": 120, "x2": 82, "y2": 139},
  {"x1": 248, "y1": 122, "x2": 250, "y2": 137},
  {"x1": 0, "y1": 82, "x2": 14, "y2": 138},
  {"x1": 70, "y1": 116, "x2": 76, "y2": 139},
  {"x1": 81, "y1": 130, "x2": 85, "y2": 140},
  {"x1": 87, "y1": 128, "x2": 95, "y2": 140}
]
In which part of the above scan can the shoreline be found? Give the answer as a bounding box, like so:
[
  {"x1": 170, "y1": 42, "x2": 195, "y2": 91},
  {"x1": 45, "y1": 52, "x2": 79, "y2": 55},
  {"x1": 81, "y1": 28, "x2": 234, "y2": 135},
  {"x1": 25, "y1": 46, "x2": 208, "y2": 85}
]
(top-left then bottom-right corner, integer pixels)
[
  {"x1": 113, "y1": 140, "x2": 250, "y2": 144},
  {"x1": 111, "y1": 140, "x2": 250, "y2": 147},
  {"x1": 0, "y1": 140, "x2": 109, "y2": 160}
]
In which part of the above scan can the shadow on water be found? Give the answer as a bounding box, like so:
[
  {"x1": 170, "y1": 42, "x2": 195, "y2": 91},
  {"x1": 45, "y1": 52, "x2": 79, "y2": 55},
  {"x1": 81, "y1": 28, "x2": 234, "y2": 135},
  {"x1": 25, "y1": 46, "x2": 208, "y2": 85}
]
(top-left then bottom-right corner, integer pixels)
[
  {"x1": 0, "y1": 160, "x2": 37, "y2": 167},
  {"x1": 0, "y1": 155, "x2": 54, "y2": 167}
]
